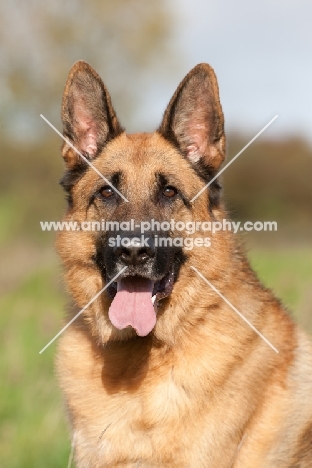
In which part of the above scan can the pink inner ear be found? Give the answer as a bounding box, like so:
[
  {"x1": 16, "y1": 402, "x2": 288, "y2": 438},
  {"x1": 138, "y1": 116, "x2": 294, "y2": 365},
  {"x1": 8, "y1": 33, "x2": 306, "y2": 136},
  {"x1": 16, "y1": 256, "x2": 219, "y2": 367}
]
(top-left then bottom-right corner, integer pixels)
[
  {"x1": 186, "y1": 144, "x2": 201, "y2": 162},
  {"x1": 81, "y1": 131, "x2": 97, "y2": 156},
  {"x1": 185, "y1": 123, "x2": 209, "y2": 163},
  {"x1": 75, "y1": 105, "x2": 98, "y2": 157}
]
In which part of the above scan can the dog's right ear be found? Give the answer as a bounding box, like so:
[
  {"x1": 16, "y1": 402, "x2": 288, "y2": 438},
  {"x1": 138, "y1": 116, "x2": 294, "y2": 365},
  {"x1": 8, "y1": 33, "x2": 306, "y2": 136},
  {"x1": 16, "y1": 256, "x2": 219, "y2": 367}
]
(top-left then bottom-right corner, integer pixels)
[
  {"x1": 158, "y1": 63, "x2": 225, "y2": 173},
  {"x1": 61, "y1": 61, "x2": 123, "y2": 169}
]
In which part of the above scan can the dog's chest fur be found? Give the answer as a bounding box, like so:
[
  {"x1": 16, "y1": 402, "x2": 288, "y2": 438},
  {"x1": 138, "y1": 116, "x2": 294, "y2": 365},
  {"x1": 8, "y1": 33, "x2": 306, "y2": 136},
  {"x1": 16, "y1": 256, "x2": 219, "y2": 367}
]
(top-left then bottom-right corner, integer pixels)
[{"x1": 58, "y1": 327, "x2": 252, "y2": 467}]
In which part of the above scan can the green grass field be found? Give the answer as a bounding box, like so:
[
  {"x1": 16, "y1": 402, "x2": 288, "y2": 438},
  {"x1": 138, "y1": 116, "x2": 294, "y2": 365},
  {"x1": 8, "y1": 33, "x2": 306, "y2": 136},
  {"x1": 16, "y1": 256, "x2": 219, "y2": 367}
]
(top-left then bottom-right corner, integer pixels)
[
  {"x1": 0, "y1": 262, "x2": 69, "y2": 467},
  {"x1": 0, "y1": 245, "x2": 311, "y2": 467},
  {"x1": 249, "y1": 248, "x2": 312, "y2": 331}
]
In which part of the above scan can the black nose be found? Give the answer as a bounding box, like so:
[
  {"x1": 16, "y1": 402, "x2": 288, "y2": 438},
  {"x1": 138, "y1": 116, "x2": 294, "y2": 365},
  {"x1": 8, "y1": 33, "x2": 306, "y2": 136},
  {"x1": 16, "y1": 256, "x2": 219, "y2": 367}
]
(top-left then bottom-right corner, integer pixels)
[{"x1": 114, "y1": 232, "x2": 155, "y2": 266}]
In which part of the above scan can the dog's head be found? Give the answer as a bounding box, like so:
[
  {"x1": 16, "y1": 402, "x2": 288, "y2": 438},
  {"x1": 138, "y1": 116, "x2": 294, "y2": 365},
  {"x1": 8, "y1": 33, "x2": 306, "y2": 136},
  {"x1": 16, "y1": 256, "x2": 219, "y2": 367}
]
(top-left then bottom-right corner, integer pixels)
[{"x1": 57, "y1": 61, "x2": 226, "y2": 342}]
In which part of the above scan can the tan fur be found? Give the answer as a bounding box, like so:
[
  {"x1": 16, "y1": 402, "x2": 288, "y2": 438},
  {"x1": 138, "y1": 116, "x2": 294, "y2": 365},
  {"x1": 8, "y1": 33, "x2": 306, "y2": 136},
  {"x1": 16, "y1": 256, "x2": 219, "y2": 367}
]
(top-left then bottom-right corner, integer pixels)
[{"x1": 56, "y1": 62, "x2": 312, "y2": 467}]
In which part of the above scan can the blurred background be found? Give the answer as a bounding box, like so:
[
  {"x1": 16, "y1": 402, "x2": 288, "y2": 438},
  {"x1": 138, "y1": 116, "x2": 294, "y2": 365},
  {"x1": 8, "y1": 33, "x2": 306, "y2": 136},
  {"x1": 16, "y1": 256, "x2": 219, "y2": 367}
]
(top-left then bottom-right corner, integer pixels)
[{"x1": 0, "y1": 0, "x2": 311, "y2": 466}]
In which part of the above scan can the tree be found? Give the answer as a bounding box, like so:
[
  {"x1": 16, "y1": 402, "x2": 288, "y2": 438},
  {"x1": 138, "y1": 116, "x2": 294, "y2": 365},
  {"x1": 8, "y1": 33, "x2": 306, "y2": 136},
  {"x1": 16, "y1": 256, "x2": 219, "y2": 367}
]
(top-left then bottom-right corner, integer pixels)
[{"x1": 0, "y1": 0, "x2": 175, "y2": 143}]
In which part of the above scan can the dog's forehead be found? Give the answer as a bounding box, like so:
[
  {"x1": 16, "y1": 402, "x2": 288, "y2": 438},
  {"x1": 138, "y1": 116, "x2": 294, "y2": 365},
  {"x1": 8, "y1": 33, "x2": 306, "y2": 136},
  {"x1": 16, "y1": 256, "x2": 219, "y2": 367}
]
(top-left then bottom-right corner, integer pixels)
[
  {"x1": 83, "y1": 131, "x2": 201, "y2": 197},
  {"x1": 100, "y1": 132, "x2": 180, "y2": 170}
]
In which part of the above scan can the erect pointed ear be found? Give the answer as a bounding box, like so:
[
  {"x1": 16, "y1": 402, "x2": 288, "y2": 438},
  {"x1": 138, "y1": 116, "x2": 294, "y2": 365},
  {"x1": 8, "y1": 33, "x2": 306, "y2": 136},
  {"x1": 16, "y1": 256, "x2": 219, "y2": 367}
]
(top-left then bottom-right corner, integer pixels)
[
  {"x1": 158, "y1": 63, "x2": 225, "y2": 172},
  {"x1": 61, "y1": 61, "x2": 123, "y2": 168}
]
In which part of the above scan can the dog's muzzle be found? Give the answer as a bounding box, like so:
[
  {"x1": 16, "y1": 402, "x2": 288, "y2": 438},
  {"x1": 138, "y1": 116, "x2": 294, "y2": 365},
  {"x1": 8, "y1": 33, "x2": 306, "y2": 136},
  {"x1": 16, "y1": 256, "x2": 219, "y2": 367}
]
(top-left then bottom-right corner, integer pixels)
[{"x1": 96, "y1": 231, "x2": 179, "y2": 336}]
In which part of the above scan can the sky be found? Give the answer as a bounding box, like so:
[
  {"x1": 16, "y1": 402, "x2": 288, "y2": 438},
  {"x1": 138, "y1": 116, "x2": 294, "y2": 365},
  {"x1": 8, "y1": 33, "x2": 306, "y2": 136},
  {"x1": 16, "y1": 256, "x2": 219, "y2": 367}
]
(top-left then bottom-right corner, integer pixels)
[
  {"x1": 1, "y1": 0, "x2": 311, "y2": 144},
  {"x1": 144, "y1": 0, "x2": 312, "y2": 142}
]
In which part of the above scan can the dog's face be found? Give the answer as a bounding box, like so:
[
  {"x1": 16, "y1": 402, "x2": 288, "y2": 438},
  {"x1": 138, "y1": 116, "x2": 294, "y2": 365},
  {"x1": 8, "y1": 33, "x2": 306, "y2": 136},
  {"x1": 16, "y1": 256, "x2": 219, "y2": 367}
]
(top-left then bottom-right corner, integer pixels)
[{"x1": 57, "y1": 61, "x2": 226, "y2": 342}]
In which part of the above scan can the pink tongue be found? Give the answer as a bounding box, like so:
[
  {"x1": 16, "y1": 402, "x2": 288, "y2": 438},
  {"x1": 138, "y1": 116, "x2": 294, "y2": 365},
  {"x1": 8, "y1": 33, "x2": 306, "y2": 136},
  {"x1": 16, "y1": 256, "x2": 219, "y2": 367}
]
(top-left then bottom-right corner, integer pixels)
[{"x1": 108, "y1": 277, "x2": 156, "y2": 336}]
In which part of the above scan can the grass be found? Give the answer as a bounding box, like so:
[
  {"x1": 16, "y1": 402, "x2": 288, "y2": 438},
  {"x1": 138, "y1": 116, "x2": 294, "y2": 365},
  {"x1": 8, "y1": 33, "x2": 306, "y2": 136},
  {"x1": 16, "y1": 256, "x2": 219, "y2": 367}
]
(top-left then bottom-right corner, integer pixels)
[
  {"x1": 249, "y1": 247, "x2": 312, "y2": 331},
  {"x1": 0, "y1": 263, "x2": 69, "y2": 468},
  {"x1": 0, "y1": 244, "x2": 311, "y2": 467}
]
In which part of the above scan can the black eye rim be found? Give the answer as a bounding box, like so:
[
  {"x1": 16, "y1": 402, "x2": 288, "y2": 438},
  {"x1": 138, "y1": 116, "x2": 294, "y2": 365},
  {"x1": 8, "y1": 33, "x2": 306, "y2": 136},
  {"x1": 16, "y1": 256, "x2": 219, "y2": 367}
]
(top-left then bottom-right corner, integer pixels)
[{"x1": 162, "y1": 185, "x2": 178, "y2": 199}]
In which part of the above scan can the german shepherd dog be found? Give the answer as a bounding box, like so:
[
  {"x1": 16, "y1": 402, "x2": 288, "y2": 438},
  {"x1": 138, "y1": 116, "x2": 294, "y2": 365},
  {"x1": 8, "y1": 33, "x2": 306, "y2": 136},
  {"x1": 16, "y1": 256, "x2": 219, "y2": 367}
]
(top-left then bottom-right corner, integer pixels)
[{"x1": 56, "y1": 61, "x2": 312, "y2": 467}]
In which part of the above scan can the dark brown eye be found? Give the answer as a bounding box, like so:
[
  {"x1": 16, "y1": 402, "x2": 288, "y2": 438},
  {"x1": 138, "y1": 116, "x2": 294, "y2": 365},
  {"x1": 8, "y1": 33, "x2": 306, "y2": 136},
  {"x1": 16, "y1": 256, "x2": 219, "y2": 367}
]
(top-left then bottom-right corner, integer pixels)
[
  {"x1": 162, "y1": 186, "x2": 178, "y2": 198},
  {"x1": 100, "y1": 186, "x2": 114, "y2": 198}
]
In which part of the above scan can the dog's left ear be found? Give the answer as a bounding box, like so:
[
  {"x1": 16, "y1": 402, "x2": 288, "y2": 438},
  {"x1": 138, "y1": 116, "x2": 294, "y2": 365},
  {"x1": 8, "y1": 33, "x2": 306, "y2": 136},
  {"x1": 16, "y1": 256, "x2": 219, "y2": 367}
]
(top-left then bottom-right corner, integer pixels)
[
  {"x1": 61, "y1": 61, "x2": 123, "y2": 169},
  {"x1": 158, "y1": 63, "x2": 225, "y2": 171}
]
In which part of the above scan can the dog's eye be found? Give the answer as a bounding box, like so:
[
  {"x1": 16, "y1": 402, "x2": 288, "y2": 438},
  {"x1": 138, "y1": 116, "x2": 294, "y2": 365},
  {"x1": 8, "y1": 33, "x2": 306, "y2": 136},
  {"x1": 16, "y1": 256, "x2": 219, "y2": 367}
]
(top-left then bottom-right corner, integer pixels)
[
  {"x1": 99, "y1": 186, "x2": 114, "y2": 199},
  {"x1": 162, "y1": 186, "x2": 178, "y2": 198}
]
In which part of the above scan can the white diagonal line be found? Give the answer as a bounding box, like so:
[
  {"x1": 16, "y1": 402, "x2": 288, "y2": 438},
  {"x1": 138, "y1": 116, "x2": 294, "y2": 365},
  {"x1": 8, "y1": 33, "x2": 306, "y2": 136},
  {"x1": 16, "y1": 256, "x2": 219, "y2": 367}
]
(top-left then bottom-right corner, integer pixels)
[
  {"x1": 191, "y1": 266, "x2": 279, "y2": 353},
  {"x1": 67, "y1": 437, "x2": 75, "y2": 468},
  {"x1": 40, "y1": 114, "x2": 129, "y2": 202},
  {"x1": 190, "y1": 115, "x2": 278, "y2": 202},
  {"x1": 99, "y1": 423, "x2": 112, "y2": 441},
  {"x1": 39, "y1": 267, "x2": 127, "y2": 354}
]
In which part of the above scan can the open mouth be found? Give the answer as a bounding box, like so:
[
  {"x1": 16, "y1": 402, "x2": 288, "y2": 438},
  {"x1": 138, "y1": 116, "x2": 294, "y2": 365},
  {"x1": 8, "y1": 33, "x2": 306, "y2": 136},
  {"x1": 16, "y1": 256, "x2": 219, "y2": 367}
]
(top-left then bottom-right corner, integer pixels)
[{"x1": 106, "y1": 268, "x2": 175, "y2": 336}]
